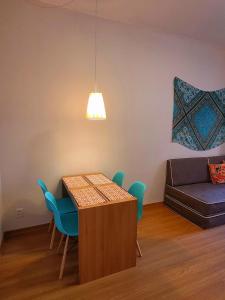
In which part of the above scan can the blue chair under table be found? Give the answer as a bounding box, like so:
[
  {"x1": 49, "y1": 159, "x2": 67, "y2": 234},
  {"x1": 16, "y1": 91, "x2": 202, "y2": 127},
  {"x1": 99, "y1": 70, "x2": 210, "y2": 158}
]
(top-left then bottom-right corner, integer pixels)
[
  {"x1": 128, "y1": 181, "x2": 146, "y2": 257},
  {"x1": 45, "y1": 191, "x2": 79, "y2": 280},
  {"x1": 112, "y1": 171, "x2": 125, "y2": 187},
  {"x1": 37, "y1": 179, "x2": 77, "y2": 249}
]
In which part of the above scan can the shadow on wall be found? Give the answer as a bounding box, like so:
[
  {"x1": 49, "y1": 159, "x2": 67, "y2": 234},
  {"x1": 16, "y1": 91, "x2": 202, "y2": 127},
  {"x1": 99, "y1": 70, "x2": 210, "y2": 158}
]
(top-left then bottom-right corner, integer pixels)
[
  {"x1": 4, "y1": 195, "x2": 51, "y2": 231},
  {"x1": 149, "y1": 161, "x2": 167, "y2": 203}
]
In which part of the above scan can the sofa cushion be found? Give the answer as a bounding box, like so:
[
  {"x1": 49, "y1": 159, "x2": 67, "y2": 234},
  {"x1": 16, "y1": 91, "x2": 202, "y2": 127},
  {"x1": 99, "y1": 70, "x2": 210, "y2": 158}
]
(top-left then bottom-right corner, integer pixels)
[
  {"x1": 167, "y1": 157, "x2": 210, "y2": 186},
  {"x1": 166, "y1": 183, "x2": 225, "y2": 216},
  {"x1": 209, "y1": 163, "x2": 225, "y2": 184},
  {"x1": 164, "y1": 195, "x2": 225, "y2": 228}
]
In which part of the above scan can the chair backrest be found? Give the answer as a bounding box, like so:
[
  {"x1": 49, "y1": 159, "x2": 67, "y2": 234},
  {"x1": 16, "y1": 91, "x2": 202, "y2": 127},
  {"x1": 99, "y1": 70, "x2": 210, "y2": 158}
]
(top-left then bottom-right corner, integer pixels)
[
  {"x1": 37, "y1": 179, "x2": 48, "y2": 194},
  {"x1": 112, "y1": 171, "x2": 125, "y2": 187},
  {"x1": 45, "y1": 191, "x2": 67, "y2": 235},
  {"x1": 37, "y1": 179, "x2": 52, "y2": 211},
  {"x1": 128, "y1": 181, "x2": 146, "y2": 221}
]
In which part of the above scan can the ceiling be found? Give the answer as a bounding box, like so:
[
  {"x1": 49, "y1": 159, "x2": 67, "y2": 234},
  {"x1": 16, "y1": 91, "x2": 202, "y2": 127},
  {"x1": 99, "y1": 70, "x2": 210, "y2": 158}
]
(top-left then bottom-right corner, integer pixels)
[{"x1": 32, "y1": 0, "x2": 225, "y2": 47}]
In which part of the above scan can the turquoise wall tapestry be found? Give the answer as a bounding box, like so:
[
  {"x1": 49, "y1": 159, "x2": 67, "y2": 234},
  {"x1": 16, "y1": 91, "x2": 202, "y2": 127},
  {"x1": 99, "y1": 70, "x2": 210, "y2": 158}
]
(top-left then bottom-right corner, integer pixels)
[{"x1": 173, "y1": 77, "x2": 225, "y2": 151}]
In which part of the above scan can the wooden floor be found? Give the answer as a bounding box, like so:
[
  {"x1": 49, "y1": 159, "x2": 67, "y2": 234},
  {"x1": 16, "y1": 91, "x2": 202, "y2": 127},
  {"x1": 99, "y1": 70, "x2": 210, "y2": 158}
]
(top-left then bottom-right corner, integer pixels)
[{"x1": 2, "y1": 203, "x2": 225, "y2": 300}]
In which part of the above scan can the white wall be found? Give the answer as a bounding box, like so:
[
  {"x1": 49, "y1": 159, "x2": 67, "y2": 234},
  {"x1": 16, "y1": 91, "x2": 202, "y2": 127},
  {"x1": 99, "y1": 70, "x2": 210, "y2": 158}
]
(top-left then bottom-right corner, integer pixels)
[{"x1": 1, "y1": 0, "x2": 225, "y2": 231}]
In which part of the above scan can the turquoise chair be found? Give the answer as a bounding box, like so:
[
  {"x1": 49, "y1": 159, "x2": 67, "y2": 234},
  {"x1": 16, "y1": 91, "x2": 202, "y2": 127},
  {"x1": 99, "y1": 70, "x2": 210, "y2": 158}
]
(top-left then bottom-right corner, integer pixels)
[
  {"x1": 37, "y1": 179, "x2": 77, "y2": 249},
  {"x1": 128, "y1": 181, "x2": 146, "y2": 257},
  {"x1": 112, "y1": 171, "x2": 125, "y2": 187},
  {"x1": 45, "y1": 191, "x2": 78, "y2": 280}
]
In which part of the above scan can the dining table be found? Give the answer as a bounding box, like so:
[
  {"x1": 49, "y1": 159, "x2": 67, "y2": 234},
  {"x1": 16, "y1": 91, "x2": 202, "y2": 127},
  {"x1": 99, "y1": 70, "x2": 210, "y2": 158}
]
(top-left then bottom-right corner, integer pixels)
[{"x1": 62, "y1": 172, "x2": 137, "y2": 284}]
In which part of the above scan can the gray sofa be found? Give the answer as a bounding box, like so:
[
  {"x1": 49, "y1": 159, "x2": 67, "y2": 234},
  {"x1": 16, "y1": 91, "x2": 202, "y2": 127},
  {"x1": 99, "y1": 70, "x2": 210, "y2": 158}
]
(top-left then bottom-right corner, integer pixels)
[{"x1": 164, "y1": 155, "x2": 225, "y2": 228}]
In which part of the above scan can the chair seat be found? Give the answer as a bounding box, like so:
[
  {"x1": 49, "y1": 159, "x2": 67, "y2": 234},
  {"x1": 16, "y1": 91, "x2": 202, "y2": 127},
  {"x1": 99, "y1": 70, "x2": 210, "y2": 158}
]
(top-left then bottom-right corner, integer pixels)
[
  {"x1": 61, "y1": 212, "x2": 79, "y2": 237},
  {"x1": 56, "y1": 197, "x2": 77, "y2": 214}
]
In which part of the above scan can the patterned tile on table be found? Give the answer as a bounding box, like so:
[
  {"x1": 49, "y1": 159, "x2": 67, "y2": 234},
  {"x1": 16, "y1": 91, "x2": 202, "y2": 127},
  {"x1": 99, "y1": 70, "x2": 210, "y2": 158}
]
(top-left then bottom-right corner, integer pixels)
[
  {"x1": 70, "y1": 187, "x2": 106, "y2": 208},
  {"x1": 63, "y1": 176, "x2": 90, "y2": 189},
  {"x1": 97, "y1": 184, "x2": 135, "y2": 202},
  {"x1": 85, "y1": 174, "x2": 112, "y2": 185}
]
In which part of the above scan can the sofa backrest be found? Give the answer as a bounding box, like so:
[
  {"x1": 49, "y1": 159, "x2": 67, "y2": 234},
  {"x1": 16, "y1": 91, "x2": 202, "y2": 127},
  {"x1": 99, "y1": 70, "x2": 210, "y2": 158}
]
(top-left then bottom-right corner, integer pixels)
[
  {"x1": 166, "y1": 157, "x2": 210, "y2": 186},
  {"x1": 208, "y1": 155, "x2": 225, "y2": 164},
  {"x1": 166, "y1": 155, "x2": 225, "y2": 186}
]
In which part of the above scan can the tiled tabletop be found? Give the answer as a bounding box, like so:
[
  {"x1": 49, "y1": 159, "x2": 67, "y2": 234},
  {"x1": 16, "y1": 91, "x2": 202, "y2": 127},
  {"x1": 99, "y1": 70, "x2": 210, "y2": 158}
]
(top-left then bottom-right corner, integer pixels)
[{"x1": 63, "y1": 173, "x2": 135, "y2": 208}]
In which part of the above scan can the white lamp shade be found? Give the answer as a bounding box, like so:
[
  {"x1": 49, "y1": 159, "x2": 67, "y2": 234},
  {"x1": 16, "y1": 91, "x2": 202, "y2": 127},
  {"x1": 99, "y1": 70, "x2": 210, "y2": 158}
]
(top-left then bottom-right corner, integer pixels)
[{"x1": 86, "y1": 92, "x2": 106, "y2": 120}]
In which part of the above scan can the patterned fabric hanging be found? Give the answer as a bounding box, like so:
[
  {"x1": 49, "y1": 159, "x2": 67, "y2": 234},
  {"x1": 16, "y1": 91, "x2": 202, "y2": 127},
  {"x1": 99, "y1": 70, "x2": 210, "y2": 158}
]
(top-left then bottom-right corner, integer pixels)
[{"x1": 172, "y1": 77, "x2": 225, "y2": 151}]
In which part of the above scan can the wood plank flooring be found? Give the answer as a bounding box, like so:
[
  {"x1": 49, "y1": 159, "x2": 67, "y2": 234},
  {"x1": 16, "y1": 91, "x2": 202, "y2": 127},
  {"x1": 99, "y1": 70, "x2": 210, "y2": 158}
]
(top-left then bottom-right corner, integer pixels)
[{"x1": 1, "y1": 203, "x2": 225, "y2": 300}]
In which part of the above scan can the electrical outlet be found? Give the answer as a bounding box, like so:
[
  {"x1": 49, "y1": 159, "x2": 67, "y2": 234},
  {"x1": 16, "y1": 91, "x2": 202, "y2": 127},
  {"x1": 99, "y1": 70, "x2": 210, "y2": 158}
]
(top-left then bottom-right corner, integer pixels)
[{"x1": 16, "y1": 208, "x2": 24, "y2": 218}]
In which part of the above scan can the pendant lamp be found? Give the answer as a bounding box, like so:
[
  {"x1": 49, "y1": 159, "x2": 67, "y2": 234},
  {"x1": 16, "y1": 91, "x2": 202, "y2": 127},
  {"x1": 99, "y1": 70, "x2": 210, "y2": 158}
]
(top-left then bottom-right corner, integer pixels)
[{"x1": 86, "y1": 0, "x2": 106, "y2": 120}]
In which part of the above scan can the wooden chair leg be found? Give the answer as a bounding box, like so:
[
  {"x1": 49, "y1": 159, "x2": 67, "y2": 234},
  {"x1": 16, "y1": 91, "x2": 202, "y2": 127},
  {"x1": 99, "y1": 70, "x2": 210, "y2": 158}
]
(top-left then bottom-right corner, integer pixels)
[
  {"x1": 48, "y1": 216, "x2": 53, "y2": 232},
  {"x1": 59, "y1": 235, "x2": 69, "y2": 280},
  {"x1": 49, "y1": 224, "x2": 56, "y2": 250},
  {"x1": 136, "y1": 240, "x2": 142, "y2": 257},
  {"x1": 57, "y1": 234, "x2": 64, "y2": 253}
]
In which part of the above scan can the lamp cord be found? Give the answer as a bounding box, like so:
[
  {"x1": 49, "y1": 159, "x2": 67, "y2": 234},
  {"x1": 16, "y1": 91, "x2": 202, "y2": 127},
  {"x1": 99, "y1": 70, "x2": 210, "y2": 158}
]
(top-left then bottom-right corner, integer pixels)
[
  {"x1": 29, "y1": 0, "x2": 99, "y2": 93},
  {"x1": 94, "y1": 0, "x2": 98, "y2": 92}
]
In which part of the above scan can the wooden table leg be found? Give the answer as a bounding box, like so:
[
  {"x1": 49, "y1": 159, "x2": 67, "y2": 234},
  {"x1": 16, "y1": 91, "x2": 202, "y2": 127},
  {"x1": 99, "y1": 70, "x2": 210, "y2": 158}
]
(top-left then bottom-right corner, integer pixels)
[{"x1": 78, "y1": 200, "x2": 137, "y2": 284}]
